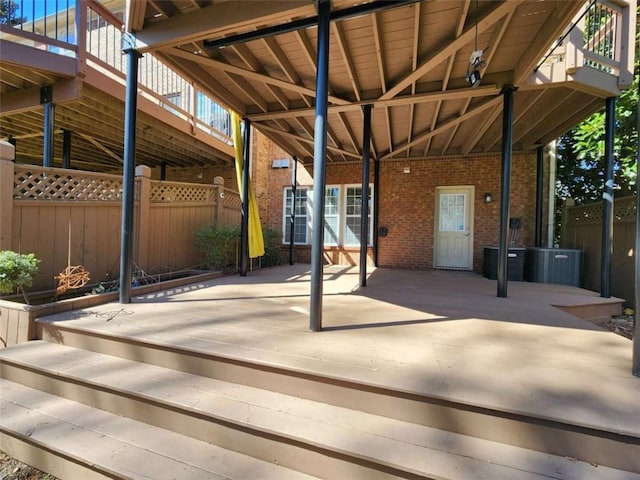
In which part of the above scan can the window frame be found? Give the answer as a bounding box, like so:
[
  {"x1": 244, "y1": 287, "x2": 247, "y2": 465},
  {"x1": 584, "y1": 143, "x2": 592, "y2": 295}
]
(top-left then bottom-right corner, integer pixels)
[{"x1": 282, "y1": 187, "x2": 309, "y2": 245}]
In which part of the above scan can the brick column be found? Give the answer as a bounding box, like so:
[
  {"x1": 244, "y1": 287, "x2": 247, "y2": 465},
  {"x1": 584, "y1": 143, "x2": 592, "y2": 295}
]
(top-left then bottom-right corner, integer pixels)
[{"x1": 0, "y1": 141, "x2": 16, "y2": 250}]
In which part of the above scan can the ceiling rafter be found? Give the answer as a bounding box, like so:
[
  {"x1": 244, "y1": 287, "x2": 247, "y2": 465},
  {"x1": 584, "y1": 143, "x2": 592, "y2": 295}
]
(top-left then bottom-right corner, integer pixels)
[
  {"x1": 77, "y1": 132, "x2": 123, "y2": 163},
  {"x1": 258, "y1": 123, "x2": 360, "y2": 160},
  {"x1": 440, "y1": 97, "x2": 471, "y2": 155},
  {"x1": 477, "y1": 89, "x2": 545, "y2": 153},
  {"x1": 424, "y1": 0, "x2": 469, "y2": 156},
  {"x1": 167, "y1": 47, "x2": 350, "y2": 106},
  {"x1": 332, "y1": 22, "x2": 361, "y2": 102},
  {"x1": 517, "y1": 91, "x2": 580, "y2": 147},
  {"x1": 261, "y1": 36, "x2": 313, "y2": 107},
  {"x1": 371, "y1": 11, "x2": 393, "y2": 156},
  {"x1": 380, "y1": 0, "x2": 522, "y2": 101},
  {"x1": 382, "y1": 96, "x2": 501, "y2": 160},
  {"x1": 442, "y1": 7, "x2": 513, "y2": 156},
  {"x1": 231, "y1": 43, "x2": 290, "y2": 110},
  {"x1": 407, "y1": 3, "x2": 421, "y2": 157},
  {"x1": 538, "y1": 98, "x2": 602, "y2": 146}
]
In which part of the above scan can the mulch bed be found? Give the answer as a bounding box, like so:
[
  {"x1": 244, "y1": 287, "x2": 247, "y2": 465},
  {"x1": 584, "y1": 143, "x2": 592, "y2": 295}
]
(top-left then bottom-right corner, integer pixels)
[{"x1": 0, "y1": 452, "x2": 58, "y2": 480}]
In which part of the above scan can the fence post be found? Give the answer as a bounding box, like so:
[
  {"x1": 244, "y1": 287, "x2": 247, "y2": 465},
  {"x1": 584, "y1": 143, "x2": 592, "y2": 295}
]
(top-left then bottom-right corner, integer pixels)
[
  {"x1": 135, "y1": 165, "x2": 151, "y2": 270},
  {"x1": 213, "y1": 176, "x2": 225, "y2": 224},
  {"x1": 0, "y1": 143, "x2": 15, "y2": 250}
]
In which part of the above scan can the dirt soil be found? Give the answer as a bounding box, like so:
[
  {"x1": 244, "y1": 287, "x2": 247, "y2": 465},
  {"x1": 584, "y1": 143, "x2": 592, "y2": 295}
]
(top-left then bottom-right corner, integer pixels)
[{"x1": 0, "y1": 452, "x2": 58, "y2": 480}]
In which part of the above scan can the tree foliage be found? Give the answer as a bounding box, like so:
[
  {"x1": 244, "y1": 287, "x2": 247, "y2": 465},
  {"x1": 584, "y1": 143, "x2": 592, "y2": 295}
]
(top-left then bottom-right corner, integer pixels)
[
  {"x1": 0, "y1": 0, "x2": 26, "y2": 25},
  {"x1": 556, "y1": 6, "x2": 639, "y2": 205}
]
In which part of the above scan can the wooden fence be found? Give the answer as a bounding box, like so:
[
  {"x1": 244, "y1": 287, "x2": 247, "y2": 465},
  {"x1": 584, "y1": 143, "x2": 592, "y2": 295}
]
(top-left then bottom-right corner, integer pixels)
[
  {"x1": 0, "y1": 160, "x2": 241, "y2": 292},
  {"x1": 561, "y1": 196, "x2": 636, "y2": 307}
]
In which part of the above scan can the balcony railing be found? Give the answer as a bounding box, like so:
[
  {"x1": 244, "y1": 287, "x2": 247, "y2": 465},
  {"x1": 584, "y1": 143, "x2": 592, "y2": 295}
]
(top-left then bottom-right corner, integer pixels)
[{"x1": 1, "y1": 0, "x2": 233, "y2": 143}]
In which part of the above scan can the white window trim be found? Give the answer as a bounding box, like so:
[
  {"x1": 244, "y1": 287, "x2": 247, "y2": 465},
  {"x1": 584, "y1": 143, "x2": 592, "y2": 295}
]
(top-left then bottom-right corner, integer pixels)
[
  {"x1": 343, "y1": 183, "x2": 374, "y2": 247},
  {"x1": 282, "y1": 187, "x2": 310, "y2": 245}
]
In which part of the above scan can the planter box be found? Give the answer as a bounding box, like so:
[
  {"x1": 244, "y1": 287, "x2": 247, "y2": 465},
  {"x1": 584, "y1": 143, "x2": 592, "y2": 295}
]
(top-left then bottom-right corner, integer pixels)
[{"x1": 0, "y1": 270, "x2": 223, "y2": 348}]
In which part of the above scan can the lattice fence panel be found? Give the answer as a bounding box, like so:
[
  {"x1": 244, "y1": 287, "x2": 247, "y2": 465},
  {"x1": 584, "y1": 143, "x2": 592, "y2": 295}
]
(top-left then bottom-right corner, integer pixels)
[
  {"x1": 149, "y1": 181, "x2": 217, "y2": 203},
  {"x1": 566, "y1": 196, "x2": 636, "y2": 226},
  {"x1": 14, "y1": 168, "x2": 123, "y2": 201},
  {"x1": 223, "y1": 190, "x2": 242, "y2": 209}
]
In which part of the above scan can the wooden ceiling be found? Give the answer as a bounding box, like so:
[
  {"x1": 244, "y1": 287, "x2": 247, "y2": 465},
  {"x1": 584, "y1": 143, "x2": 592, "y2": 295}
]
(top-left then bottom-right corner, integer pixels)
[{"x1": 125, "y1": 0, "x2": 609, "y2": 165}]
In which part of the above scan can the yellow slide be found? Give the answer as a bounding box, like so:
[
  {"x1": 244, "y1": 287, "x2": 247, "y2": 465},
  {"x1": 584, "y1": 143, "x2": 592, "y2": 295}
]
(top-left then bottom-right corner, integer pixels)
[{"x1": 231, "y1": 112, "x2": 265, "y2": 259}]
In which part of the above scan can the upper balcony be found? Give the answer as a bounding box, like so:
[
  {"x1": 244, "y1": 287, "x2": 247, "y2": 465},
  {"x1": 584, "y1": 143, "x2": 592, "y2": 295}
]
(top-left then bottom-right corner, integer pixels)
[
  {"x1": 529, "y1": 0, "x2": 636, "y2": 97},
  {"x1": 0, "y1": 0, "x2": 235, "y2": 172}
]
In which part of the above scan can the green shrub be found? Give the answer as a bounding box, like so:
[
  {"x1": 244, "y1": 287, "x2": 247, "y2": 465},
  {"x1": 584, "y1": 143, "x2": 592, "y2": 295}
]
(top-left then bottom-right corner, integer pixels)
[
  {"x1": 195, "y1": 224, "x2": 240, "y2": 272},
  {"x1": 0, "y1": 251, "x2": 40, "y2": 296},
  {"x1": 261, "y1": 228, "x2": 283, "y2": 268}
]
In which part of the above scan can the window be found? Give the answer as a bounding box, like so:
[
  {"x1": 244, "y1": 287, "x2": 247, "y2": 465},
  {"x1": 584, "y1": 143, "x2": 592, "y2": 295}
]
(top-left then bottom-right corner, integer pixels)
[
  {"x1": 282, "y1": 184, "x2": 373, "y2": 247},
  {"x1": 439, "y1": 193, "x2": 466, "y2": 231},
  {"x1": 283, "y1": 188, "x2": 309, "y2": 244},
  {"x1": 324, "y1": 186, "x2": 340, "y2": 246},
  {"x1": 344, "y1": 186, "x2": 372, "y2": 246}
]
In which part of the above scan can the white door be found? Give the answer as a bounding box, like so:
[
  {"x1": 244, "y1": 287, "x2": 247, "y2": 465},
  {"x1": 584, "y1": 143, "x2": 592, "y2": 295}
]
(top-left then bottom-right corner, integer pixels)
[{"x1": 434, "y1": 186, "x2": 474, "y2": 270}]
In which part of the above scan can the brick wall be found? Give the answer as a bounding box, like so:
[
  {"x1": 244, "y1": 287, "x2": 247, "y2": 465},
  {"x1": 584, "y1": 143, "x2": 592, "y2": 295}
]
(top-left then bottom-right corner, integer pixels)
[{"x1": 260, "y1": 137, "x2": 537, "y2": 271}]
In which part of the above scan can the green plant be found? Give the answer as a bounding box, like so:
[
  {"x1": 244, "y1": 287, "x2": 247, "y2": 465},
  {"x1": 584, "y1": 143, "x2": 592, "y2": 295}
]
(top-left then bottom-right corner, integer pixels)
[
  {"x1": 0, "y1": 250, "x2": 40, "y2": 304},
  {"x1": 195, "y1": 224, "x2": 240, "y2": 272},
  {"x1": 261, "y1": 228, "x2": 283, "y2": 268}
]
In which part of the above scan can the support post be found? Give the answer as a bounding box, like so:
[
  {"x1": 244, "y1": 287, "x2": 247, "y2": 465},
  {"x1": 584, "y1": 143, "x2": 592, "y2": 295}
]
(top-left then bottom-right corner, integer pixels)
[
  {"x1": 62, "y1": 129, "x2": 72, "y2": 169},
  {"x1": 601, "y1": 97, "x2": 615, "y2": 299},
  {"x1": 497, "y1": 85, "x2": 516, "y2": 298},
  {"x1": 373, "y1": 156, "x2": 380, "y2": 267},
  {"x1": 160, "y1": 162, "x2": 167, "y2": 181},
  {"x1": 310, "y1": 0, "x2": 331, "y2": 332},
  {"x1": 41, "y1": 85, "x2": 55, "y2": 168},
  {"x1": 119, "y1": 43, "x2": 142, "y2": 304},
  {"x1": 289, "y1": 156, "x2": 298, "y2": 265},
  {"x1": 535, "y1": 145, "x2": 544, "y2": 247},
  {"x1": 240, "y1": 118, "x2": 251, "y2": 276},
  {"x1": 359, "y1": 104, "x2": 372, "y2": 287},
  {"x1": 7, "y1": 137, "x2": 16, "y2": 161}
]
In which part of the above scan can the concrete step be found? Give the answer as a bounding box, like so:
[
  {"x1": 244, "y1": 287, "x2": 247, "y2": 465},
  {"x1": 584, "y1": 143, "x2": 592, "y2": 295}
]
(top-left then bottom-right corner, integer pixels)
[
  {"x1": 1, "y1": 341, "x2": 638, "y2": 480},
  {"x1": 38, "y1": 321, "x2": 640, "y2": 474},
  {"x1": 0, "y1": 380, "x2": 319, "y2": 480}
]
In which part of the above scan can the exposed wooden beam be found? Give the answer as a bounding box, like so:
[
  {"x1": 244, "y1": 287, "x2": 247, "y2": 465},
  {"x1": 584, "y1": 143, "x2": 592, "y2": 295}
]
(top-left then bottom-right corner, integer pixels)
[
  {"x1": 248, "y1": 85, "x2": 500, "y2": 121},
  {"x1": 513, "y1": 1, "x2": 584, "y2": 84},
  {"x1": 258, "y1": 123, "x2": 360, "y2": 159},
  {"x1": 0, "y1": 78, "x2": 82, "y2": 117},
  {"x1": 441, "y1": 97, "x2": 471, "y2": 155},
  {"x1": 537, "y1": 98, "x2": 602, "y2": 146},
  {"x1": 463, "y1": 103, "x2": 501, "y2": 155},
  {"x1": 380, "y1": 0, "x2": 522, "y2": 100},
  {"x1": 517, "y1": 91, "x2": 580, "y2": 147},
  {"x1": 261, "y1": 37, "x2": 311, "y2": 107},
  {"x1": 133, "y1": 2, "x2": 314, "y2": 52},
  {"x1": 125, "y1": 0, "x2": 146, "y2": 32},
  {"x1": 381, "y1": 96, "x2": 501, "y2": 160},
  {"x1": 407, "y1": 3, "x2": 421, "y2": 156},
  {"x1": 166, "y1": 48, "x2": 350, "y2": 106},
  {"x1": 77, "y1": 132, "x2": 123, "y2": 163},
  {"x1": 332, "y1": 22, "x2": 361, "y2": 102}
]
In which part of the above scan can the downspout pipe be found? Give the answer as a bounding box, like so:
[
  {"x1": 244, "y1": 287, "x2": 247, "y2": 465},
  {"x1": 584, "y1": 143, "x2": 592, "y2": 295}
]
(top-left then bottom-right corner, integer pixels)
[{"x1": 535, "y1": 145, "x2": 544, "y2": 247}]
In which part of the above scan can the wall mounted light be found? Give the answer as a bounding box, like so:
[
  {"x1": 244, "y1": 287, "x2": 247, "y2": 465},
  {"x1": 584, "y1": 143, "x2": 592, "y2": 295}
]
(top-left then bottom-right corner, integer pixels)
[
  {"x1": 403, "y1": 166, "x2": 411, "y2": 174},
  {"x1": 484, "y1": 192, "x2": 492, "y2": 203}
]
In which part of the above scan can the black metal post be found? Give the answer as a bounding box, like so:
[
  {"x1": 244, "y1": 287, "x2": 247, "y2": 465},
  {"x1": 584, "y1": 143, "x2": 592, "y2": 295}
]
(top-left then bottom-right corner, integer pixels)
[
  {"x1": 7, "y1": 137, "x2": 16, "y2": 162},
  {"x1": 240, "y1": 118, "x2": 251, "y2": 276},
  {"x1": 633, "y1": 82, "x2": 640, "y2": 377},
  {"x1": 497, "y1": 85, "x2": 516, "y2": 298},
  {"x1": 62, "y1": 129, "x2": 71, "y2": 169},
  {"x1": 43, "y1": 102, "x2": 55, "y2": 167},
  {"x1": 373, "y1": 157, "x2": 380, "y2": 266},
  {"x1": 535, "y1": 145, "x2": 544, "y2": 247},
  {"x1": 310, "y1": 0, "x2": 331, "y2": 332},
  {"x1": 601, "y1": 97, "x2": 615, "y2": 299},
  {"x1": 160, "y1": 162, "x2": 167, "y2": 181},
  {"x1": 359, "y1": 105, "x2": 372, "y2": 287},
  {"x1": 118, "y1": 46, "x2": 142, "y2": 304},
  {"x1": 289, "y1": 156, "x2": 298, "y2": 265}
]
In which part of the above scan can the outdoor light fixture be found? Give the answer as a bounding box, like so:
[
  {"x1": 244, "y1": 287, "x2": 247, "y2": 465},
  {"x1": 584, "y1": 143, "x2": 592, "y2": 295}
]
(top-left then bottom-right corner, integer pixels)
[
  {"x1": 484, "y1": 192, "x2": 493, "y2": 203},
  {"x1": 466, "y1": 0, "x2": 485, "y2": 88}
]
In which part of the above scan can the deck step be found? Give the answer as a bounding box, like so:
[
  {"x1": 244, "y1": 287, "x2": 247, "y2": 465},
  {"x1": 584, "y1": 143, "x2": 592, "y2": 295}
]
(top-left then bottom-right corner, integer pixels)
[
  {"x1": 0, "y1": 380, "x2": 318, "y2": 480},
  {"x1": 1, "y1": 341, "x2": 637, "y2": 480},
  {"x1": 38, "y1": 321, "x2": 640, "y2": 474}
]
